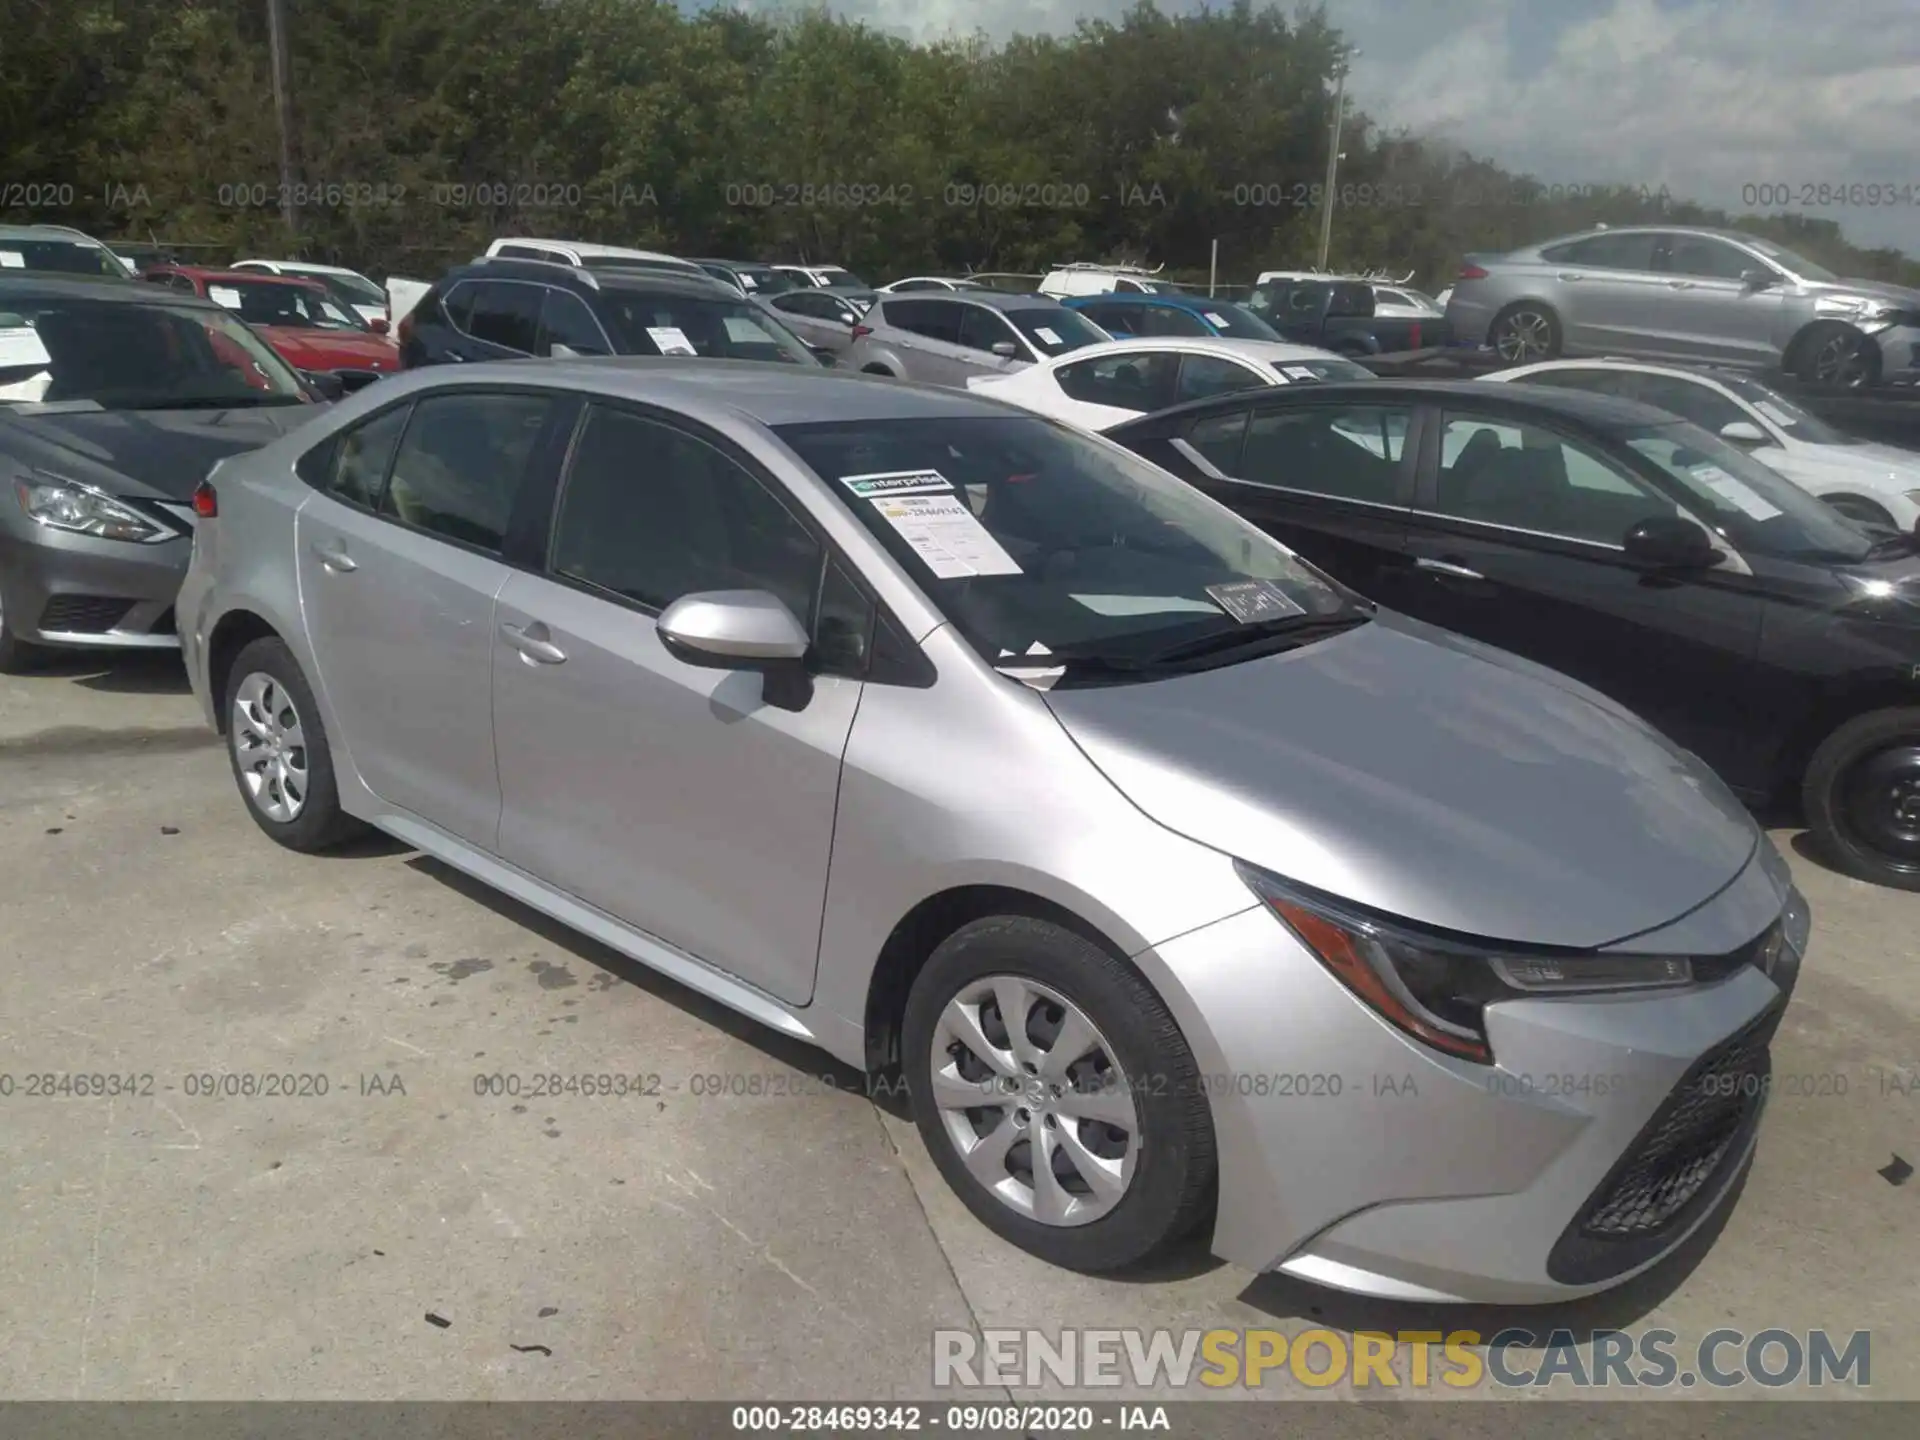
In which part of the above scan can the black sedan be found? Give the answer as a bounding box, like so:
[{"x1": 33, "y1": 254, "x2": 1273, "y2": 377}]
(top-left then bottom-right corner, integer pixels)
[{"x1": 1107, "y1": 379, "x2": 1920, "y2": 890}]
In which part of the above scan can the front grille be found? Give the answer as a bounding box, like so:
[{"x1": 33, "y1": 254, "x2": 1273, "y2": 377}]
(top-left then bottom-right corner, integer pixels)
[
  {"x1": 37, "y1": 594, "x2": 134, "y2": 634},
  {"x1": 1547, "y1": 1004, "x2": 1779, "y2": 1286}
]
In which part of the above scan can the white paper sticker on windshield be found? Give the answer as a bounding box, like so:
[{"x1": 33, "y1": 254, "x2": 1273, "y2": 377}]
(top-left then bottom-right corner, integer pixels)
[
  {"x1": 739, "y1": 274, "x2": 758, "y2": 289},
  {"x1": 1752, "y1": 400, "x2": 1797, "y2": 428},
  {"x1": 0, "y1": 325, "x2": 50, "y2": 367},
  {"x1": 646, "y1": 325, "x2": 697, "y2": 356},
  {"x1": 0, "y1": 251, "x2": 25, "y2": 269},
  {"x1": 208, "y1": 286, "x2": 244, "y2": 309},
  {"x1": 1282, "y1": 365, "x2": 1319, "y2": 380},
  {"x1": 1033, "y1": 326, "x2": 1062, "y2": 346},
  {"x1": 1691, "y1": 464, "x2": 1782, "y2": 521},
  {"x1": 1071, "y1": 594, "x2": 1224, "y2": 617},
  {"x1": 872, "y1": 494, "x2": 1023, "y2": 578},
  {"x1": 1204, "y1": 312, "x2": 1228, "y2": 326},
  {"x1": 722, "y1": 316, "x2": 771, "y2": 343},
  {"x1": 840, "y1": 469, "x2": 954, "y2": 498}
]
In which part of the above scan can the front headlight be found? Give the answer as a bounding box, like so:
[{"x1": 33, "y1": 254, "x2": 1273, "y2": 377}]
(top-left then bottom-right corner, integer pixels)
[
  {"x1": 1237, "y1": 862, "x2": 1693, "y2": 1064},
  {"x1": 14, "y1": 473, "x2": 172, "y2": 543}
]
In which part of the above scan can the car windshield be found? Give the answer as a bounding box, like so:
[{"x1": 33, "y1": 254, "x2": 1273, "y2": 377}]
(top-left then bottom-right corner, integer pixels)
[
  {"x1": 1718, "y1": 374, "x2": 1858, "y2": 445},
  {"x1": 734, "y1": 266, "x2": 799, "y2": 296},
  {"x1": 1268, "y1": 355, "x2": 1377, "y2": 383},
  {"x1": 215, "y1": 279, "x2": 368, "y2": 331},
  {"x1": 1624, "y1": 421, "x2": 1873, "y2": 562},
  {"x1": 1740, "y1": 238, "x2": 1837, "y2": 283},
  {"x1": 1195, "y1": 302, "x2": 1282, "y2": 340},
  {"x1": 0, "y1": 295, "x2": 310, "y2": 408},
  {"x1": 1006, "y1": 307, "x2": 1107, "y2": 357},
  {"x1": 0, "y1": 239, "x2": 129, "y2": 279},
  {"x1": 818, "y1": 268, "x2": 868, "y2": 289},
  {"x1": 290, "y1": 269, "x2": 386, "y2": 306},
  {"x1": 599, "y1": 291, "x2": 817, "y2": 363},
  {"x1": 774, "y1": 414, "x2": 1363, "y2": 679}
]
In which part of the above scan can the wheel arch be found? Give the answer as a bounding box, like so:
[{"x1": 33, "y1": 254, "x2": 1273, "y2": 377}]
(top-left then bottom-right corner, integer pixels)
[
  {"x1": 205, "y1": 608, "x2": 287, "y2": 734},
  {"x1": 1778, "y1": 677, "x2": 1920, "y2": 802}
]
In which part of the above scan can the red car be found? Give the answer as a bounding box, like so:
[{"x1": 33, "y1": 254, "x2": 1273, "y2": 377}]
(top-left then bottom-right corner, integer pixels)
[{"x1": 141, "y1": 266, "x2": 400, "y2": 379}]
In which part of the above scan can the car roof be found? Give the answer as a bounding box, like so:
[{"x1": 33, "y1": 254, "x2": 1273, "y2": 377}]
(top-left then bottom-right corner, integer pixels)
[
  {"x1": 0, "y1": 273, "x2": 219, "y2": 306},
  {"x1": 359, "y1": 357, "x2": 1019, "y2": 429},
  {"x1": 161, "y1": 266, "x2": 325, "y2": 287},
  {"x1": 489, "y1": 238, "x2": 685, "y2": 261},
  {"x1": 877, "y1": 289, "x2": 1063, "y2": 313},
  {"x1": 0, "y1": 224, "x2": 112, "y2": 243},
  {"x1": 1499, "y1": 358, "x2": 1759, "y2": 388},
  {"x1": 1065, "y1": 292, "x2": 1244, "y2": 313},
  {"x1": 1039, "y1": 336, "x2": 1347, "y2": 366},
  {"x1": 1112, "y1": 377, "x2": 1683, "y2": 433},
  {"x1": 234, "y1": 259, "x2": 368, "y2": 277},
  {"x1": 438, "y1": 259, "x2": 733, "y2": 297}
]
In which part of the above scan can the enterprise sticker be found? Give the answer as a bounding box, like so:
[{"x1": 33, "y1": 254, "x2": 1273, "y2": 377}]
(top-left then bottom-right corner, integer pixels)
[{"x1": 839, "y1": 468, "x2": 955, "y2": 498}]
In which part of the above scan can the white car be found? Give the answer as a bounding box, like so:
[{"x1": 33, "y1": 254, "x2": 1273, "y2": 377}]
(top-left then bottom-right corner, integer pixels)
[
  {"x1": 877, "y1": 276, "x2": 989, "y2": 293},
  {"x1": 231, "y1": 259, "x2": 389, "y2": 326},
  {"x1": 772, "y1": 263, "x2": 872, "y2": 291},
  {"x1": 965, "y1": 336, "x2": 1377, "y2": 432},
  {"x1": 1371, "y1": 285, "x2": 1446, "y2": 318},
  {"x1": 1038, "y1": 264, "x2": 1173, "y2": 298},
  {"x1": 1486, "y1": 358, "x2": 1920, "y2": 532},
  {"x1": 482, "y1": 238, "x2": 709, "y2": 280}
]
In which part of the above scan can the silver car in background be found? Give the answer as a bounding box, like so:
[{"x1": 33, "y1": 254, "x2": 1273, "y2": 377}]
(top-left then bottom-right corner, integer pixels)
[
  {"x1": 177, "y1": 359, "x2": 1807, "y2": 1302},
  {"x1": 1448, "y1": 225, "x2": 1920, "y2": 388},
  {"x1": 841, "y1": 291, "x2": 1109, "y2": 386}
]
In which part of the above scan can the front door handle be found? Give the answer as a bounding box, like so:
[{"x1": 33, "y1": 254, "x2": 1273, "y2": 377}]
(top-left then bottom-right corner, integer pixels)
[
  {"x1": 1556, "y1": 272, "x2": 1584, "y2": 282},
  {"x1": 309, "y1": 540, "x2": 357, "y2": 572},
  {"x1": 1415, "y1": 556, "x2": 1486, "y2": 581},
  {"x1": 499, "y1": 620, "x2": 567, "y2": 665}
]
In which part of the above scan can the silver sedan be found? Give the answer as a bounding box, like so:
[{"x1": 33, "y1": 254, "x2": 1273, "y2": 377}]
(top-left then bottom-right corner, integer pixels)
[{"x1": 176, "y1": 358, "x2": 1807, "y2": 1301}]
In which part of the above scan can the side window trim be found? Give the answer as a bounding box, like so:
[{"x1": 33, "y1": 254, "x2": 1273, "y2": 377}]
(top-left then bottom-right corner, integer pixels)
[
  {"x1": 537, "y1": 287, "x2": 615, "y2": 356},
  {"x1": 1228, "y1": 402, "x2": 1420, "y2": 507},
  {"x1": 307, "y1": 399, "x2": 415, "y2": 509}
]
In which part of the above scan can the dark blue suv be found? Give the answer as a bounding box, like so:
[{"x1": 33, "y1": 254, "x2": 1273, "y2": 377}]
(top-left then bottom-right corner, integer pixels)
[
  {"x1": 397, "y1": 258, "x2": 823, "y2": 367},
  {"x1": 1062, "y1": 293, "x2": 1284, "y2": 342}
]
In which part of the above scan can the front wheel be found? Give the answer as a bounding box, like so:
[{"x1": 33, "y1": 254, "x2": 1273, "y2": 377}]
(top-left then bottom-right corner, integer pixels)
[
  {"x1": 902, "y1": 916, "x2": 1216, "y2": 1272},
  {"x1": 1794, "y1": 322, "x2": 1880, "y2": 390},
  {"x1": 1803, "y1": 707, "x2": 1920, "y2": 891},
  {"x1": 224, "y1": 636, "x2": 367, "y2": 852}
]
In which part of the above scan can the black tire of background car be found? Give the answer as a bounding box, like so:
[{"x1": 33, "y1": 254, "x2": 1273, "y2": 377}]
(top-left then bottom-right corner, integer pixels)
[
  {"x1": 1820, "y1": 494, "x2": 1899, "y2": 533},
  {"x1": 0, "y1": 600, "x2": 47, "y2": 675},
  {"x1": 223, "y1": 637, "x2": 369, "y2": 852},
  {"x1": 860, "y1": 364, "x2": 896, "y2": 377},
  {"x1": 1792, "y1": 321, "x2": 1881, "y2": 391},
  {"x1": 903, "y1": 915, "x2": 1218, "y2": 1271},
  {"x1": 1803, "y1": 706, "x2": 1920, "y2": 893},
  {"x1": 1488, "y1": 302, "x2": 1563, "y2": 363}
]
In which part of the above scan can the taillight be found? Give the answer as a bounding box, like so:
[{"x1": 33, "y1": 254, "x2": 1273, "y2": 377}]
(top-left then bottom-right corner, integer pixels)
[
  {"x1": 1408, "y1": 322, "x2": 1422, "y2": 348},
  {"x1": 191, "y1": 480, "x2": 218, "y2": 519},
  {"x1": 1456, "y1": 263, "x2": 1488, "y2": 281},
  {"x1": 850, "y1": 324, "x2": 872, "y2": 340}
]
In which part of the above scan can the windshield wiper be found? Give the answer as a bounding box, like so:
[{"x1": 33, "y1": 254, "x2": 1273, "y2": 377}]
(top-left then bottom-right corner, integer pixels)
[{"x1": 1139, "y1": 611, "x2": 1371, "y2": 667}]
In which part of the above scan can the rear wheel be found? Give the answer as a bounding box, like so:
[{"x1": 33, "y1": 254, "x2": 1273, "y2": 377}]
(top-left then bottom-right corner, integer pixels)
[
  {"x1": 861, "y1": 364, "x2": 896, "y2": 377},
  {"x1": 903, "y1": 916, "x2": 1216, "y2": 1271},
  {"x1": 1488, "y1": 302, "x2": 1563, "y2": 363},
  {"x1": 1803, "y1": 707, "x2": 1920, "y2": 891},
  {"x1": 224, "y1": 637, "x2": 367, "y2": 852},
  {"x1": 0, "y1": 582, "x2": 48, "y2": 675}
]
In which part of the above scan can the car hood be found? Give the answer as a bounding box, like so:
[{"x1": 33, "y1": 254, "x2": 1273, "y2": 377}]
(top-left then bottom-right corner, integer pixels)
[
  {"x1": 0, "y1": 403, "x2": 323, "y2": 501},
  {"x1": 260, "y1": 327, "x2": 400, "y2": 371},
  {"x1": 1041, "y1": 611, "x2": 1759, "y2": 949},
  {"x1": 1825, "y1": 278, "x2": 1920, "y2": 309},
  {"x1": 1770, "y1": 441, "x2": 1920, "y2": 495}
]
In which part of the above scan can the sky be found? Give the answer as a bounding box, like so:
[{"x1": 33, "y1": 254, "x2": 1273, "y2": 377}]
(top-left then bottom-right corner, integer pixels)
[{"x1": 717, "y1": 0, "x2": 1920, "y2": 258}]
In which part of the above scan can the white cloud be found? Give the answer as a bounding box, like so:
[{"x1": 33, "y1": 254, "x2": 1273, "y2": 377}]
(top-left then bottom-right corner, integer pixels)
[{"x1": 726, "y1": 0, "x2": 1920, "y2": 255}]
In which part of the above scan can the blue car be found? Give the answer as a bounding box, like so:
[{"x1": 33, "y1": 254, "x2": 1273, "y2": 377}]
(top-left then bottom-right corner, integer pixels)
[{"x1": 1063, "y1": 292, "x2": 1285, "y2": 341}]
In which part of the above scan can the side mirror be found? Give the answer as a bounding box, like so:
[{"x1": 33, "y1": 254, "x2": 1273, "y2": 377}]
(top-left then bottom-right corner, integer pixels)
[
  {"x1": 657, "y1": 590, "x2": 813, "y2": 710},
  {"x1": 301, "y1": 370, "x2": 346, "y2": 401},
  {"x1": 1740, "y1": 269, "x2": 1777, "y2": 290},
  {"x1": 991, "y1": 340, "x2": 1020, "y2": 359},
  {"x1": 368, "y1": 316, "x2": 390, "y2": 335},
  {"x1": 1719, "y1": 419, "x2": 1767, "y2": 446},
  {"x1": 1623, "y1": 514, "x2": 1721, "y2": 570}
]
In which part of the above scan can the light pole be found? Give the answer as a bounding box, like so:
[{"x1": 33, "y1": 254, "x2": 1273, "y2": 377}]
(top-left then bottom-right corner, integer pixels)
[
  {"x1": 1315, "y1": 47, "x2": 1355, "y2": 271},
  {"x1": 266, "y1": 0, "x2": 298, "y2": 236}
]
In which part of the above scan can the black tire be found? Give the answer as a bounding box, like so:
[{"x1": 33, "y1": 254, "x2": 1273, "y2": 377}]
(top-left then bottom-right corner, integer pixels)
[
  {"x1": 902, "y1": 915, "x2": 1216, "y2": 1272},
  {"x1": 1803, "y1": 706, "x2": 1920, "y2": 892},
  {"x1": 1487, "y1": 302, "x2": 1563, "y2": 363},
  {"x1": 222, "y1": 636, "x2": 367, "y2": 852},
  {"x1": 1793, "y1": 322, "x2": 1880, "y2": 390},
  {"x1": 1821, "y1": 494, "x2": 1898, "y2": 533},
  {"x1": 861, "y1": 364, "x2": 896, "y2": 377}
]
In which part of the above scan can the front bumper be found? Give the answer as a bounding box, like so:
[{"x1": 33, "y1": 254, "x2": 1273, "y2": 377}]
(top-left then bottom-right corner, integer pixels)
[
  {"x1": 1866, "y1": 322, "x2": 1920, "y2": 382},
  {"x1": 1154, "y1": 849, "x2": 1804, "y2": 1303},
  {"x1": 0, "y1": 510, "x2": 190, "y2": 650}
]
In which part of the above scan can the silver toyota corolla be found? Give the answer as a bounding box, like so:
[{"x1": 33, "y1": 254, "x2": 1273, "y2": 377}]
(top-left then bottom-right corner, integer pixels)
[{"x1": 176, "y1": 358, "x2": 1810, "y2": 1303}]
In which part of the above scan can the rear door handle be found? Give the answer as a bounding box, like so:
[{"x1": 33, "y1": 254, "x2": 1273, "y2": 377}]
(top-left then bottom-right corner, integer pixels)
[
  {"x1": 1556, "y1": 272, "x2": 1584, "y2": 281},
  {"x1": 499, "y1": 621, "x2": 567, "y2": 665},
  {"x1": 1415, "y1": 556, "x2": 1485, "y2": 581},
  {"x1": 1667, "y1": 280, "x2": 1696, "y2": 289},
  {"x1": 309, "y1": 540, "x2": 357, "y2": 572}
]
